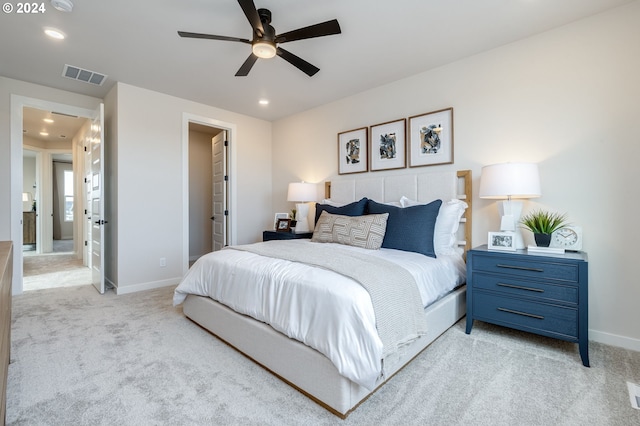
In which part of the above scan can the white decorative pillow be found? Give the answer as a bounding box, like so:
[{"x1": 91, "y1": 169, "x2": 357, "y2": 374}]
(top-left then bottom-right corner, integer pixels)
[
  {"x1": 320, "y1": 198, "x2": 345, "y2": 207},
  {"x1": 400, "y1": 196, "x2": 468, "y2": 256},
  {"x1": 311, "y1": 211, "x2": 389, "y2": 250}
]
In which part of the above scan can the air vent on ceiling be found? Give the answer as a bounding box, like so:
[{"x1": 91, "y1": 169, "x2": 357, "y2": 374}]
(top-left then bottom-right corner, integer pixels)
[
  {"x1": 62, "y1": 64, "x2": 107, "y2": 86},
  {"x1": 51, "y1": 111, "x2": 78, "y2": 118}
]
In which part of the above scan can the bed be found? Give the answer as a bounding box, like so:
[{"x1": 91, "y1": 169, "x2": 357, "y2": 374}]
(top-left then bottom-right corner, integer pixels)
[{"x1": 174, "y1": 170, "x2": 472, "y2": 418}]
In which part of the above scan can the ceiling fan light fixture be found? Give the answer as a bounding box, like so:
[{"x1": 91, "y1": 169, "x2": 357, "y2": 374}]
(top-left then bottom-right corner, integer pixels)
[{"x1": 252, "y1": 41, "x2": 276, "y2": 59}]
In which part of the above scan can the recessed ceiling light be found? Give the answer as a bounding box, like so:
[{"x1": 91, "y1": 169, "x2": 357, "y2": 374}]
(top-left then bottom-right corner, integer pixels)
[
  {"x1": 259, "y1": 99, "x2": 269, "y2": 105},
  {"x1": 44, "y1": 28, "x2": 65, "y2": 40},
  {"x1": 43, "y1": 118, "x2": 54, "y2": 123},
  {"x1": 50, "y1": 0, "x2": 74, "y2": 12},
  {"x1": 40, "y1": 132, "x2": 49, "y2": 136}
]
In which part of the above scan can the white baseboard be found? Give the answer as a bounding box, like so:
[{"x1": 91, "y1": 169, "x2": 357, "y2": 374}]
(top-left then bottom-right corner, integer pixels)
[
  {"x1": 115, "y1": 278, "x2": 180, "y2": 295},
  {"x1": 590, "y1": 329, "x2": 640, "y2": 352}
]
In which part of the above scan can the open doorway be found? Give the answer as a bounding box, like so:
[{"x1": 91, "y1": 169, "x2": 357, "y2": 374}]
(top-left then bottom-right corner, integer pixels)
[
  {"x1": 21, "y1": 106, "x2": 92, "y2": 291},
  {"x1": 188, "y1": 122, "x2": 228, "y2": 264}
]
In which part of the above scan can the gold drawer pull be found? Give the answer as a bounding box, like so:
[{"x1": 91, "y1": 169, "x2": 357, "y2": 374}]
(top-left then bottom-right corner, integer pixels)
[
  {"x1": 497, "y1": 307, "x2": 544, "y2": 320},
  {"x1": 497, "y1": 282, "x2": 544, "y2": 293},
  {"x1": 496, "y1": 263, "x2": 544, "y2": 273}
]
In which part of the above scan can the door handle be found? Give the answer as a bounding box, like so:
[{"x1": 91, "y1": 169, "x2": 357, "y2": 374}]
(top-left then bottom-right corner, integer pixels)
[
  {"x1": 94, "y1": 220, "x2": 109, "y2": 225},
  {"x1": 210, "y1": 216, "x2": 215, "y2": 221}
]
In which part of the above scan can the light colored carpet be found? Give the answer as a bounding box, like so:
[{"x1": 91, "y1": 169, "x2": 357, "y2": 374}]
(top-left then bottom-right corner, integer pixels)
[
  {"x1": 22, "y1": 253, "x2": 91, "y2": 291},
  {"x1": 7, "y1": 285, "x2": 640, "y2": 425}
]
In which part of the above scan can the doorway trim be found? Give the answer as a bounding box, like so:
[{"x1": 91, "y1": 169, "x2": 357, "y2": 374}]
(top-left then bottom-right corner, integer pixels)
[
  {"x1": 181, "y1": 113, "x2": 237, "y2": 276},
  {"x1": 10, "y1": 94, "x2": 96, "y2": 295}
]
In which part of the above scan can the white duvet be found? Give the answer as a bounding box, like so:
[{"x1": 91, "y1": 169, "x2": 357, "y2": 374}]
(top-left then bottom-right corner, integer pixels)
[{"x1": 173, "y1": 240, "x2": 465, "y2": 390}]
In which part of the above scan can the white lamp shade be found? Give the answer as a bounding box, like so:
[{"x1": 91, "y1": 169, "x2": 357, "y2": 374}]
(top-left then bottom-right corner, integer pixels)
[
  {"x1": 479, "y1": 162, "x2": 541, "y2": 199},
  {"x1": 287, "y1": 182, "x2": 317, "y2": 202},
  {"x1": 22, "y1": 192, "x2": 30, "y2": 202}
]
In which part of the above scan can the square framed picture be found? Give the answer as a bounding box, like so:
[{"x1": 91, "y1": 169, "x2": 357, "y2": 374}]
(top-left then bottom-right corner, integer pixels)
[
  {"x1": 408, "y1": 107, "x2": 454, "y2": 168},
  {"x1": 370, "y1": 118, "x2": 406, "y2": 171},
  {"x1": 276, "y1": 218, "x2": 291, "y2": 232},
  {"x1": 488, "y1": 231, "x2": 516, "y2": 251},
  {"x1": 338, "y1": 127, "x2": 368, "y2": 174},
  {"x1": 274, "y1": 212, "x2": 289, "y2": 230}
]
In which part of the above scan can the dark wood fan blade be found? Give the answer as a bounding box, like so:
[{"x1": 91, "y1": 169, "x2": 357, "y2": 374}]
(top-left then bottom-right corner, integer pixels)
[
  {"x1": 235, "y1": 53, "x2": 259, "y2": 76},
  {"x1": 275, "y1": 19, "x2": 341, "y2": 44},
  {"x1": 178, "y1": 31, "x2": 251, "y2": 44},
  {"x1": 276, "y1": 47, "x2": 319, "y2": 77},
  {"x1": 238, "y1": 0, "x2": 264, "y2": 38}
]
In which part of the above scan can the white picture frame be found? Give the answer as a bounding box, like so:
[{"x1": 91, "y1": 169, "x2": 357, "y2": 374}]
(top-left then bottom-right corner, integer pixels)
[
  {"x1": 274, "y1": 212, "x2": 289, "y2": 230},
  {"x1": 488, "y1": 231, "x2": 516, "y2": 251}
]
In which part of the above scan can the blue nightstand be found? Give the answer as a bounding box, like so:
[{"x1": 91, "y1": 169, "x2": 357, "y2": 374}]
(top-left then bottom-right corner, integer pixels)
[
  {"x1": 263, "y1": 230, "x2": 313, "y2": 241},
  {"x1": 465, "y1": 245, "x2": 589, "y2": 367}
]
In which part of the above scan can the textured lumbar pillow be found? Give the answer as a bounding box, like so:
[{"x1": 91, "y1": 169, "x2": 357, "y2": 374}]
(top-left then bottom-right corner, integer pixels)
[{"x1": 311, "y1": 211, "x2": 388, "y2": 249}]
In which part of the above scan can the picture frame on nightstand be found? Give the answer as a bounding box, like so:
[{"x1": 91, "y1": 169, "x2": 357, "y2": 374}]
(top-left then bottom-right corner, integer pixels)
[
  {"x1": 488, "y1": 231, "x2": 516, "y2": 251},
  {"x1": 276, "y1": 218, "x2": 291, "y2": 232},
  {"x1": 274, "y1": 212, "x2": 289, "y2": 230}
]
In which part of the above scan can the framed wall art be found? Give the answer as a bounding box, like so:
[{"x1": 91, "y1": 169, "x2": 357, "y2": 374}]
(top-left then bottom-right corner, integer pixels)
[
  {"x1": 408, "y1": 107, "x2": 454, "y2": 168},
  {"x1": 370, "y1": 118, "x2": 406, "y2": 171},
  {"x1": 337, "y1": 127, "x2": 368, "y2": 174}
]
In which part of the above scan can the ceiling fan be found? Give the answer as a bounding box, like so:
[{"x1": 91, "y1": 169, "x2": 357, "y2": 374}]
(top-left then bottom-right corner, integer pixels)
[{"x1": 178, "y1": 0, "x2": 341, "y2": 77}]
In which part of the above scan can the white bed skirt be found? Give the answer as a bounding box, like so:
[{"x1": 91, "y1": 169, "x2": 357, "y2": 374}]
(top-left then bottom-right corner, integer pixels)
[{"x1": 182, "y1": 285, "x2": 466, "y2": 417}]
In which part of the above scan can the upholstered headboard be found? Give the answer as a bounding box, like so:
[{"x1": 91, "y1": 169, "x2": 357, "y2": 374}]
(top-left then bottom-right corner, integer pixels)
[{"x1": 324, "y1": 170, "x2": 472, "y2": 257}]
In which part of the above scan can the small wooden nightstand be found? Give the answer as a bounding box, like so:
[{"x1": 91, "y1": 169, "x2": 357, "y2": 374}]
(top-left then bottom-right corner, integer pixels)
[
  {"x1": 263, "y1": 230, "x2": 313, "y2": 241},
  {"x1": 465, "y1": 245, "x2": 589, "y2": 367}
]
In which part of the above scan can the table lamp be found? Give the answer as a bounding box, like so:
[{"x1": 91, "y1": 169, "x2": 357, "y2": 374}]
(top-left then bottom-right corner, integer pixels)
[
  {"x1": 479, "y1": 162, "x2": 541, "y2": 249},
  {"x1": 287, "y1": 182, "x2": 317, "y2": 233}
]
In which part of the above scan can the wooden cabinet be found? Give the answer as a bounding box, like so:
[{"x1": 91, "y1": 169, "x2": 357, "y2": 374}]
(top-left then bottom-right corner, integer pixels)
[
  {"x1": 0, "y1": 241, "x2": 13, "y2": 425},
  {"x1": 22, "y1": 212, "x2": 36, "y2": 245},
  {"x1": 466, "y1": 245, "x2": 589, "y2": 367}
]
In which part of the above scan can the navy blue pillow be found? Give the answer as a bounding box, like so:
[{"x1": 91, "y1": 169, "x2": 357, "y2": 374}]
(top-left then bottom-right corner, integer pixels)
[
  {"x1": 314, "y1": 198, "x2": 368, "y2": 224},
  {"x1": 367, "y1": 199, "x2": 442, "y2": 258}
]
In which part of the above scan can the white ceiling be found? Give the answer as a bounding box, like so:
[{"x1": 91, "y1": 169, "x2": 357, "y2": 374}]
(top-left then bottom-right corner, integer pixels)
[
  {"x1": 22, "y1": 107, "x2": 87, "y2": 143},
  {"x1": 2, "y1": 0, "x2": 633, "y2": 130}
]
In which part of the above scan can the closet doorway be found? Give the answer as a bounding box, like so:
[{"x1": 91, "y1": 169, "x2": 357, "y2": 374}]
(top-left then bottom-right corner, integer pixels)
[{"x1": 188, "y1": 123, "x2": 228, "y2": 264}]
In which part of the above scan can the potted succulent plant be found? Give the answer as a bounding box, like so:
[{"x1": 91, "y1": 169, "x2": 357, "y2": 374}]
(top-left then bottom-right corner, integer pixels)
[
  {"x1": 520, "y1": 210, "x2": 568, "y2": 247},
  {"x1": 289, "y1": 209, "x2": 297, "y2": 228}
]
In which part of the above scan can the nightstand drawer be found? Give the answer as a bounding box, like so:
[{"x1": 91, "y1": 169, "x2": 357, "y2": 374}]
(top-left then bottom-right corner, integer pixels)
[
  {"x1": 472, "y1": 254, "x2": 578, "y2": 283},
  {"x1": 473, "y1": 273, "x2": 578, "y2": 304},
  {"x1": 474, "y1": 292, "x2": 578, "y2": 339},
  {"x1": 263, "y1": 231, "x2": 313, "y2": 241}
]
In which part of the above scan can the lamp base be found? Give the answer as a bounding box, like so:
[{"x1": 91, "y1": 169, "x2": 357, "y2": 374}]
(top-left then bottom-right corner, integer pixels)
[
  {"x1": 498, "y1": 200, "x2": 525, "y2": 249},
  {"x1": 293, "y1": 202, "x2": 310, "y2": 233}
]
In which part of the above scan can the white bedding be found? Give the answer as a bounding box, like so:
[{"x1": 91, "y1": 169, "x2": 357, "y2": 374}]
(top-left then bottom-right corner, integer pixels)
[{"x1": 173, "y1": 240, "x2": 465, "y2": 390}]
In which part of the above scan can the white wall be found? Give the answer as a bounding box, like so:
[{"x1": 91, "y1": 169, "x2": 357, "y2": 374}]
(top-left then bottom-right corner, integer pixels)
[
  {"x1": 106, "y1": 83, "x2": 272, "y2": 294},
  {"x1": 22, "y1": 155, "x2": 35, "y2": 211},
  {"x1": 272, "y1": 3, "x2": 640, "y2": 350}
]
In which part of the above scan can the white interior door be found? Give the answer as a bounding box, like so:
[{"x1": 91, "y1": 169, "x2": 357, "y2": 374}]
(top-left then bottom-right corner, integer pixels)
[
  {"x1": 84, "y1": 133, "x2": 92, "y2": 269},
  {"x1": 90, "y1": 104, "x2": 105, "y2": 293},
  {"x1": 212, "y1": 131, "x2": 227, "y2": 251}
]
